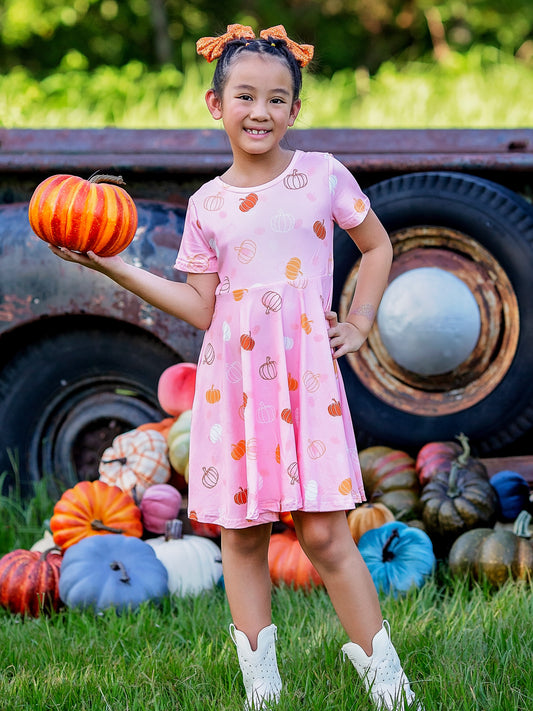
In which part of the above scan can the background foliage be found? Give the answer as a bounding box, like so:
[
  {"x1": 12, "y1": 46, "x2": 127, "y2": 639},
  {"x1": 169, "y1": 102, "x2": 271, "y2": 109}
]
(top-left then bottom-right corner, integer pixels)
[{"x1": 1, "y1": 0, "x2": 532, "y2": 77}]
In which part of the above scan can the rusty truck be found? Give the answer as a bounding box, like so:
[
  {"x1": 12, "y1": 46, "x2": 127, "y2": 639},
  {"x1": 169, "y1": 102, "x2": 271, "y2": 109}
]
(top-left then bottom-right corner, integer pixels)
[{"x1": 1, "y1": 127, "x2": 532, "y2": 493}]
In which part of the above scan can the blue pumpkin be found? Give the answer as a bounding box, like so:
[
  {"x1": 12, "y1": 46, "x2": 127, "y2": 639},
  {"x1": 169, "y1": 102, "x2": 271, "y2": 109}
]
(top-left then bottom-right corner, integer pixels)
[
  {"x1": 59, "y1": 534, "x2": 168, "y2": 612},
  {"x1": 358, "y1": 521, "x2": 436, "y2": 597},
  {"x1": 489, "y1": 470, "x2": 530, "y2": 522}
]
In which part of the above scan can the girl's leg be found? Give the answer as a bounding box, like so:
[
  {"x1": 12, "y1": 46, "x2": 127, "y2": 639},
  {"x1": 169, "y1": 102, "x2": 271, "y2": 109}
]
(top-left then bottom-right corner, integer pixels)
[
  {"x1": 220, "y1": 523, "x2": 273, "y2": 649},
  {"x1": 292, "y1": 510, "x2": 421, "y2": 709},
  {"x1": 221, "y1": 523, "x2": 282, "y2": 709},
  {"x1": 292, "y1": 509, "x2": 382, "y2": 653}
]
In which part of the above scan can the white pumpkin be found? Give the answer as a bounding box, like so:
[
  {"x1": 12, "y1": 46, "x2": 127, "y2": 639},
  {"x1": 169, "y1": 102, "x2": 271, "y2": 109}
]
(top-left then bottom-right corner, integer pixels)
[{"x1": 146, "y1": 520, "x2": 222, "y2": 596}]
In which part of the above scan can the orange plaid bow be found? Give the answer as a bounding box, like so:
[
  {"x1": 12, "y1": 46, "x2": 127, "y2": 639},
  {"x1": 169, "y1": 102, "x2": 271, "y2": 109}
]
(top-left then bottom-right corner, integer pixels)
[{"x1": 196, "y1": 23, "x2": 314, "y2": 67}]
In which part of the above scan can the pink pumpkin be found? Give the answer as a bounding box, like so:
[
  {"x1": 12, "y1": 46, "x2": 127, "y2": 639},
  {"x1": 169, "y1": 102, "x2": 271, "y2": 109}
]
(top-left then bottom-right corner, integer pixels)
[
  {"x1": 140, "y1": 484, "x2": 183, "y2": 534},
  {"x1": 157, "y1": 363, "x2": 197, "y2": 416}
]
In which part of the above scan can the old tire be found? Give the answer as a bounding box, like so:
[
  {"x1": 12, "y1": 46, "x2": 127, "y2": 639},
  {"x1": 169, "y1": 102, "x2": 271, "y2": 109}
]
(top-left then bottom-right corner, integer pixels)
[
  {"x1": 0, "y1": 327, "x2": 178, "y2": 495},
  {"x1": 333, "y1": 171, "x2": 533, "y2": 455}
]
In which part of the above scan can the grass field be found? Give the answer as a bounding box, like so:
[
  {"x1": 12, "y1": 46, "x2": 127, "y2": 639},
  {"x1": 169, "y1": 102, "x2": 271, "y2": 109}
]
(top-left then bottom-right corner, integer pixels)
[
  {"x1": 1, "y1": 47, "x2": 531, "y2": 129},
  {"x1": 0, "y1": 573, "x2": 531, "y2": 710}
]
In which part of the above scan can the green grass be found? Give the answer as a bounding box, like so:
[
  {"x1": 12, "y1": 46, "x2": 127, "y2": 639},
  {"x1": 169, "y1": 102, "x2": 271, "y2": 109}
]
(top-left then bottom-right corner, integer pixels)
[
  {"x1": 1, "y1": 47, "x2": 531, "y2": 129},
  {"x1": 0, "y1": 575, "x2": 532, "y2": 710}
]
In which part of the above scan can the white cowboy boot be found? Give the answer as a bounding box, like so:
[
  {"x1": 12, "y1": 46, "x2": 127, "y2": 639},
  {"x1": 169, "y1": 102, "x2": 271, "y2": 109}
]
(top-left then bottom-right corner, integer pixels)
[
  {"x1": 341, "y1": 621, "x2": 423, "y2": 710},
  {"x1": 230, "y1": 623, "x2": 282, "y2": 710}
]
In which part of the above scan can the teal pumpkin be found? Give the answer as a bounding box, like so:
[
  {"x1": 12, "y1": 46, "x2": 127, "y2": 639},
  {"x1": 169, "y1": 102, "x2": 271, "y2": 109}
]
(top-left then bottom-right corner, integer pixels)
[
  {"x1": 59, "y1": 534, "x2": 168, "y2": 612},
  {"x1": 357, "y1": 521, "x2": 436, "y2": 597},
  {"x1": 489, "y1": 470, "x2": 530, "y2": 522}
]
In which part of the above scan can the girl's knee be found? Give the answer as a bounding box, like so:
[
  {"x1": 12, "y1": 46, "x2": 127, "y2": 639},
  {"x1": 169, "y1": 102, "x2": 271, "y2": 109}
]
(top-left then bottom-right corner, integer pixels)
[{"x1": 292, "y1": 512, "x2": 339, "y2": 558}]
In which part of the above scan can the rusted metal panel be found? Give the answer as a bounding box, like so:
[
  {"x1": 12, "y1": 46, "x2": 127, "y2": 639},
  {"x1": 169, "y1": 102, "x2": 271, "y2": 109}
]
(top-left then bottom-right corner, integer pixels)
[
  {"x1": 0, "y1": 200, "x2": 202, "y2": 362},
  {"x1": 1, "y1": 128, "x2": 532, "y2": 175}
]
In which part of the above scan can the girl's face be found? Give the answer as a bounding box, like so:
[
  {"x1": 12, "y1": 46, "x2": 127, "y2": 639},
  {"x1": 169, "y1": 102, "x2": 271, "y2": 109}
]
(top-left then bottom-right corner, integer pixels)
[{"x1": 205, "y1": 53, "x2": 301, "y2": 159}]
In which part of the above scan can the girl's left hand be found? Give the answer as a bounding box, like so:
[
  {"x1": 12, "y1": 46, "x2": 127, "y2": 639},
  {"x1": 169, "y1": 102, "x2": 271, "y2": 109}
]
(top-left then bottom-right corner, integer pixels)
[{"x1": 326, "y1": 311, "x2": 367, "y2": 358}]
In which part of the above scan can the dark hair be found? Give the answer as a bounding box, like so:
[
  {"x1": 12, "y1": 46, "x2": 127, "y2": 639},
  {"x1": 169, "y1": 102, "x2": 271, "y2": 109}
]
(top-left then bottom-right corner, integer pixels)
[{"x1": 212, "y1": 37, "x2": 303, "y2": 102}]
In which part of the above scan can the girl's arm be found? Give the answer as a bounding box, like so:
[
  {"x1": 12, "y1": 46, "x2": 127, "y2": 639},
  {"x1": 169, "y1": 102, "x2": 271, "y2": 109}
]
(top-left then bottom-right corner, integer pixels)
[
  {"x1": 327, "y1": 208, "x2": 392, "y2": 358},
  {"x1": 49, "y1": 246, "x2": 219, "y2": 331}
]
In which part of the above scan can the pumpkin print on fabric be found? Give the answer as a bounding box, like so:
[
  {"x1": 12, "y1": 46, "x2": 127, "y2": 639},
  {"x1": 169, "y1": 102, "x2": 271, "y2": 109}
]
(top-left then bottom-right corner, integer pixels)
[
  {"x1": 204, "y1": 193, "x2": 224, "y2": 211},
  {"x1": 239, "y1": 193, "x2": 258, "y2": 212},
  {"x1": 173, "y1": 150, "x2": 370, "y2": 528}
]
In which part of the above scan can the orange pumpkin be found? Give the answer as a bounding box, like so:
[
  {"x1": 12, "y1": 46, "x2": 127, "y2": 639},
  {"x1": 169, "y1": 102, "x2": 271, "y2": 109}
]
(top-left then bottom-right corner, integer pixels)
[
  {"x1": 287, "y1": 373, "x2": 298, "y2": 391},
  {"x1": 347, "y1": 503, "x2": 395, "y2": 544},
  {"x1": 281, "y1": 408, "x2": 293, "y2": 424},
  {"x1": 206, "y1": 385, "x2": 221, "y2": 403},
  {"x1": 231, "y1": 440, "x2": 247, "y2": 460},
  {"x1": 29, "y1": 173, "x2": 137, "y2": 256},
  {"x1": 285, "y1": 257, "x2": 302, "y2": 280},
  {"x1": 268, "y1": 530, "x2": 323, "y2": 590},
  {"x1": 328, "y1": 398, "x2": 342, "y2": 417},
  {"x1": 50, "y1": 480, "x2": 142, "y2": 550},
  {"x1": 234, "y1": 486, "x2": 248, "y2": 505},
  {"x1": 240, "y1": 332, "x2": 255, "y2": 351}
]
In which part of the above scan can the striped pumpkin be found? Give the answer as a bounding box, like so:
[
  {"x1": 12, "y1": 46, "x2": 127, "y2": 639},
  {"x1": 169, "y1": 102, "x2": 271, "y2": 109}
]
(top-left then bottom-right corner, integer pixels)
[
  {"x1": 28, "y1": 172, "x2": 138, "y2": 256},
  {"x1": 0, "y1": 548, "x2": 62, "y2": 617}
]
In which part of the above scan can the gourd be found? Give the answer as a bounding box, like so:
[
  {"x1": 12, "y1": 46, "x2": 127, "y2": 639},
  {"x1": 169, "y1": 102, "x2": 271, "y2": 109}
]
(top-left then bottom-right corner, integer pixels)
[
  {"x1": 59, "y1": 534, "x2": 168, "y2": 611},
  {"x1": 157, "y1": 362, "x2": 197, "y2": 417},
  {"x1": 0, "y1": 548, "x2": 62, "y2": 617},
  {"x1": 420, "y1": 435, "x2": 498, "y2": 546},
  {"x1": 359, "y1": 446, "x2": 420, "y2": 517},
  {"x1": 268, "y1": 530, "x2": 323, "y2": 590},
  {"x1": 28, "y1": 172, "x2": 137, "y2": 256},
  {"x1": 50, "y1": 480, "x2": 143, "y2": 550},
  {"x1": 146, "y1": 520, "x2": 223, "y2": 596},
  {"x1": 416, "y1": 435, "x2": 487, "y2": 486},
  {"x1": 448, "y1": 510, "x2": 533, "y2": 587},
  {"x1": 347, "y1": 502, "x2": 395, "y2": 544},
  {"x1": 99, "y1": 428, "x2": 170, "y2": 497},
  {"x1": 139, "y1": 484, "x2": 183, "y2": 534},
  {"x1": 489, "y1": 470, "x2": 530, "y2": 522},
  {"x1": 357, "y1": 521, "x2": 436, "y2": 597}
]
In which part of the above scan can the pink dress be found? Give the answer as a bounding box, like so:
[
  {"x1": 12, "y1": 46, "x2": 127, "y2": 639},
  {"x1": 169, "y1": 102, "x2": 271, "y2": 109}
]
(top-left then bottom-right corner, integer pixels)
[{"x1": 175, "y1": 150, "x2": 369, "y2": 528}]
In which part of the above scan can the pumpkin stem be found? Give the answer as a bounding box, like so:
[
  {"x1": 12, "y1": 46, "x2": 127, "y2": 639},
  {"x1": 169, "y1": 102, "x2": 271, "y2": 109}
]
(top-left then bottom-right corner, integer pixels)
[
  {"x1": 110, "y1": 560, "x2": 130, "y2": 584},
  {"x1": 40, "y1": 546, "x2": 62, "y2": 559},
  {"x1": 88, "y1": 171, "x2": 127, "y2": 186},
  {"x1": 382, "y1": 528, "x2": 400, "y2": 562},
  {"x1": 90, "y1": 519, "x2": 124, "y2": 534},
  {"x1": 101, "y1": 457, "x2": 128, "y2": 465},
  {"x1": 455, "y1": 433, "x2": 471, "y2": 466},
  {"x1": 446, "y1": 461, "x2": 463, "y2": 499},
  {"x1": 164, "y1": 518, "x2": 184, "y2": 541},
  {"x1": 513, "y1": 510, "x2": 532, "y2": 539}
]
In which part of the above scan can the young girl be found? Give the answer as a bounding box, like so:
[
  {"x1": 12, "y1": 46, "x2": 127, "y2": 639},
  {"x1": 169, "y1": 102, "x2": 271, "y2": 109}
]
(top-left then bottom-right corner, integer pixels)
[{"x1": 50, "y1": 23, "x2": 423, "y2": 711}]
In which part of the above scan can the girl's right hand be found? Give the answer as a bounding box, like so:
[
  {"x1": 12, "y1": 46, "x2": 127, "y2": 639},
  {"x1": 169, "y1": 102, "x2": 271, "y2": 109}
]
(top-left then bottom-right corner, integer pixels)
[{"x1": 48, "y1": 244, "x2": 126, "y2": 277}]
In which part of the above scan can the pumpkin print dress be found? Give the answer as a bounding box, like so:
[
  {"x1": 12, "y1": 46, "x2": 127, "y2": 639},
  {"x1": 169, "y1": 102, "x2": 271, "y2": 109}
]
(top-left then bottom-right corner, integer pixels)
[{"x1": 175, "y1": 151, "x2": 369, "y2": 528}]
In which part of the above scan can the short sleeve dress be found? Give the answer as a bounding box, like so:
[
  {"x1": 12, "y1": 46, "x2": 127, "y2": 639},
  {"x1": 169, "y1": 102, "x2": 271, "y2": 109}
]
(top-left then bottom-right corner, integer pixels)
[{"x1": 175, "y1": 150, "x2": 370, "y2": 528}]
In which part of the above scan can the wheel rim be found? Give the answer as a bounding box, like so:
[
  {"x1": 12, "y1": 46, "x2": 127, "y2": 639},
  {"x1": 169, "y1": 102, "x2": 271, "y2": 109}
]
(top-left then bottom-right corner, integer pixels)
[
  {"x1": 30, "y1": 375, "x2": 162, "y2": 486},
  {"x1": 339, "y1": 226, "x2": 520, "y2": 416}
]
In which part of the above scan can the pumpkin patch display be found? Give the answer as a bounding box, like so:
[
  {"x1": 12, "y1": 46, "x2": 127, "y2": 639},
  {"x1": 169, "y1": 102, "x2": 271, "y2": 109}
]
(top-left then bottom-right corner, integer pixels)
[
  {"x1": 420, "y1": 436, "x2": 498, "y2": 547},
  {"x1": 157, "y1": 362, "x2": 197, "y2": 417},
  {"x1": 268, "y1": 530, "x2": 323, "y2": 590},
  {"x1": 59, "y1": 534, "x2": 168, "y2": 611},
  {"x1": 28, "y1": 172, "x2": 137, "y2": 256},
  {"x1": 357, "y1": 521, "x2": 436, "y2": 597},
  {"x1": 448, "y1": 510, "x2": 533, "y2": 587},
  {"x1": 489, "y1": 470, "x2": 530, "y2": 522},
  {"x1": 139, "y1": 484, "x2": 183, "y2": 534},
  {"x1": 0, "y1": 548, "x2": 62, "y2": 617},
  {"x1": 99, "y1": 428, "x2": 170, "y2": 497},
  {"x1": 50, "y1": 480, "x2": 143, "y2": 550},
  {"x1": 359, "y1": 446, "x2": 420, "y2": 518},
  {"x1": 347, "y1": 502, "x2": 396, "y2": 544},
  {"x1": 146, "y1": 519, "x2": 223, "y2": 596}
]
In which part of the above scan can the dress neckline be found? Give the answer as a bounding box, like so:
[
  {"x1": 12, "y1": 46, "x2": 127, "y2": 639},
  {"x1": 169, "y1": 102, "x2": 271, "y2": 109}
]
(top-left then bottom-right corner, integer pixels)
[{"x1": 215, "y1": 151, "x2": 302, "y2": 192}]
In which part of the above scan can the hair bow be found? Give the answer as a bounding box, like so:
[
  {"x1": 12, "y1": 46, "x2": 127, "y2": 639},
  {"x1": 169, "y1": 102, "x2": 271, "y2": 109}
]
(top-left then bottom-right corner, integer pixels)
[
  {"x1": 196, "y1": 23, "x2": 256, "y2": 63},
  {"x1": 196, "y1": 23, "x2": 314, "y2": 67},
  {"x1": 260, "y1": 25, "x2": 314, "y2": 67}
]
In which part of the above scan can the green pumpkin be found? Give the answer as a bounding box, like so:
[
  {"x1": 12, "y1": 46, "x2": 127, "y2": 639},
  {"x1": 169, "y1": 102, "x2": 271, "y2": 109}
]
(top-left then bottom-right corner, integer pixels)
[
  {"x1": 420, "y1": 434, "x2": 498, "y2": 546},
  {"x1": 448, "y1": 511, "x2": 533, "y2": 587},
  {"x1": 59, "y1": 534, "x2": 168, "y2": 612}
]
